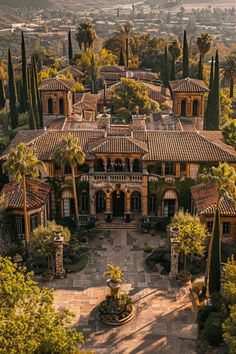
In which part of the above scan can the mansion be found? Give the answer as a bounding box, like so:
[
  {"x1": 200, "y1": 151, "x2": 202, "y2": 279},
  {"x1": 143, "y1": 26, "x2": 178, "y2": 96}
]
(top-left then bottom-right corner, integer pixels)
[{"x1": 1, "y1": 66, "x2": 236, "y2": 239}]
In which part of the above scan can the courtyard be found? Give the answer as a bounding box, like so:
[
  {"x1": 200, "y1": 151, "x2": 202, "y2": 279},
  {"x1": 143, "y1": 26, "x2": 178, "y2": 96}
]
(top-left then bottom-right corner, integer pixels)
[{"x1": 44, "y1": 229, "x2": 197, "y2": 354}]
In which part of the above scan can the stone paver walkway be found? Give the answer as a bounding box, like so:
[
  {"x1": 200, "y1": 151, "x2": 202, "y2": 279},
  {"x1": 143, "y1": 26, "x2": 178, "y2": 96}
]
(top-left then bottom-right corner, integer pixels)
[{"x1": 45, "y1": 230, "x2": 197, "y2": 354}]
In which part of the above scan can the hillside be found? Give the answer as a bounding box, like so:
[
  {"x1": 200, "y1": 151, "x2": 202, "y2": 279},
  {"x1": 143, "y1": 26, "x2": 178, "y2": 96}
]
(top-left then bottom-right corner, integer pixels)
[{"x1": 0, "y1": 0, "x2": 129, "y2": 10}]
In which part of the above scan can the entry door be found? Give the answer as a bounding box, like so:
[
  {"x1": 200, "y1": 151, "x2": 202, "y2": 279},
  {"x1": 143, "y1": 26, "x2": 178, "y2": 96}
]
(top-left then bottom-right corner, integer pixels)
[
  {"x1": 113, "y1": 191, "x2": 125, "y2": 216},
  {"x1": 163, "y1": 199, "x2": 176, "y2": 217}
]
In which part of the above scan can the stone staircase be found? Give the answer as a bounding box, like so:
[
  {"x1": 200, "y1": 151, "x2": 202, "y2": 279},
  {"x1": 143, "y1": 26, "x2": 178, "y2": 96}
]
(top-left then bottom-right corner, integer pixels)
[{"x1": 96, "y1": 221, "x2": 140, "y2": 230}]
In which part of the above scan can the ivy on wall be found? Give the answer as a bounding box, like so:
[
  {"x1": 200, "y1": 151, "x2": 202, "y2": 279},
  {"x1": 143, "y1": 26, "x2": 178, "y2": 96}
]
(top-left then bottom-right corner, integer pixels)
[{"x1": 149, "y1": 177, "x2": 197, "y2": 211}]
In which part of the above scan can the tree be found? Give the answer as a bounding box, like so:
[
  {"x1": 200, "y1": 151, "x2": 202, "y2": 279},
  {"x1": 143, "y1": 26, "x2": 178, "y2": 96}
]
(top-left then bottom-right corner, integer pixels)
[
  {"x1": 28, "y1": 91, "x2": 37, "y2": 130},
  {"x1": 208, "y1": 209, "x2": 221, "y2": 295},
  {"x1": 197, "y1": 55, "x2": 203, "y2": 80},
  {"x1": 30, "y1": 59, "x2": 40, "y2": 128},
  {"x1": 31, "y1": 221, "x2": 70, "y2": 271},
  {"x1": 200, "y1": 163, "x2": 236, "y2": 293},
  {"x1": 21, "y1": 31, "x2": 28, "y2": 112},
  {"x1": 204, "y1": 56, "x2": 214, "y2": 129},
  {"x1": 222, "y1": 119, "x2": 236, "y2": 149},
  {"x1": 182, "y1": 30, "x2": 189, "y2": 78},
  {"x1": 111, "y1": 78, "x2": 160, "y2": 119},
  {"x1": 117, "y1": 21, "x2": 134, "y2": 68},
  {"x1": 0, "y1": 256, "x2": 85, "y2": 353},
  {"x1": 119, "y1": 46, "x2": 125, "y2": 66},
  {"x1": 220, "y1": 89, "x2": 233, "y2": 125},
  {"x1": 196, "y1": 33, "x2": 213, "y2": 62},
  {"x1": 223, "y1": 305, "x2": 236, "y2": 354},
  {"x1": 8, "y1": 49, "x2": 19, "y2": 129},
  {"x1": 162, "y1": 46, "x2": 170, "y2": 87},
  {"x1": 32, "y1": 55, "x2": 43, "y2": 128},
  {"x1": 3, "y1": 144, "x2": 45, "y2": 248},
  {"x1": 169, "y1": 210, "x2": 208, "y2": 276},
  {"x1": 68, "y1": 29, "x2": 73, "y2": 64},
  {"x1": 168, "y1": 39, "x2": 181, "y2": 80},
  {"x1": 221, "y1": 55, "x2": 236, "y2": 98},
  {"x1": 55, "y1": 134, "x2": 85, "y2": 227},
  {"x1": 205, "y1": 50, "x2": 220, "y2": 131},
  {"x1": 75, "y1": 21, "x2": 96, "y2": 52},
  {"x1": 0, "y1": 78, "x2": 6, "y2": 110}
]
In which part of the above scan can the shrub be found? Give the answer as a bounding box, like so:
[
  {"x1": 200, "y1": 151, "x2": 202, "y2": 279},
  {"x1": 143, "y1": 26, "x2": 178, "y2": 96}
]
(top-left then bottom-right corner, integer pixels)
[
  {"x1": 197, "y1": 305, "x2": 216, "y2": 331},
  {"x1": 145, "y1": 248, "x2": 170, "y2": 273},
  {"x1": 203, "y1": 312, "x2": 223, "y2": 346}
]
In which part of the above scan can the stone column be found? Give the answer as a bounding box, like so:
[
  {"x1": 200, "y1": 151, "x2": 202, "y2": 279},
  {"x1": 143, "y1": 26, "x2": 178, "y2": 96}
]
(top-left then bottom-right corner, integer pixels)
[
  {"x1": 169, "y1": 227, "x2": 180, "y2": 278},
  {"x1": 53, "y1": 229, "x2": 66, "y2": 279},
  {"x1": 126, "y1": 191, "x2": 131, "y2": 212},
  {"x1": 106, "y1": 191, "x2": 111, "y2": 212}
]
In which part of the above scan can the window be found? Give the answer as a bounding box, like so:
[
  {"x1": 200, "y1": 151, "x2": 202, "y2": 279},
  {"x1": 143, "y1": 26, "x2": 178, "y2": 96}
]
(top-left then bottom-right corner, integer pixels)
[
  {"x1": 16, "y1": 216, "x2": 25, "y2": 236},
  {"x1": 48, "y1": 98, "x2": 53, "y2": 114},
  {"x1": 131, "y1": 192, "x2": 141, "y2": 213},
  {"x1": 55, "y1": 160, "x2": 61, "y2": 172},
  {"x1": 59, "y1": 98, "x2": 64, "y2": 114},
  {"x1": 180, "y1": 162, "x2": 187, "y2": 173},
  {"x1": 63, "y1": 198, "x2": 75, "y2": 217},
  {"x1": 207, "y1": 221, "x2": 213, "y2": 232},
  {"x1": 157, "y1": 161, "x2": 162, "y2": 175},
  {"x1": 165, "y1": 162, "x2": 175, "y2": 175},
  {"x1": 163, "y1": 199, "x2": 176, "y2": 217},
  {"x1": 133, "y1": 159, "x2": 142, "y2": 173},
  {"x1": 64, "y1": 163, "x2": 72, "y2": 175},
  {"x1": 149, "y1": 194, "x2": 156, "y2": 213},
  {"x1": 30, "y1": 214, "x2": 38, "y2": 231},
  {"x1": 81, "y1": 192, "x2": 88, "y2": 213},
  {"x1": 223, "y1": 222, "x2": 231, "y2": 235}
]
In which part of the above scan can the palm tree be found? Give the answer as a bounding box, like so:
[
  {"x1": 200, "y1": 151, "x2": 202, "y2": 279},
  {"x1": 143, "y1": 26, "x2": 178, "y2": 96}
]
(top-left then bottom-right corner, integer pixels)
[
  {"x1": 200, "y1": 163, "x2": 236, "y2": 291},
  {"x1": 196, "y1": 33, "x2": 213, "y2": 61},
  {"x1": 221, "y1": 55, "x2": 236, "y2": 98},
  {"x1": 3, "y1": 143, "x2": 45, "y2": 248},
  {"x1": 75, "y1": 21, "x2": 96, "y2": 52},
  {"x1": 168, "y1": 39, "x2": 181, "y2": 80},
  {"x1": 117, "y1": 21, "x2": 134, "y2": 68},
  {"x1": 55, "y1": 134, "x2": 85, "y2": 227}
]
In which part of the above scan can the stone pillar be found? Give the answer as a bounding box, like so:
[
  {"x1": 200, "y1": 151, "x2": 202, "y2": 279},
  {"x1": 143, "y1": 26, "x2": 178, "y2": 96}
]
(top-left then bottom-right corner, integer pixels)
[
  {"x1": 175, "y1": 163, "x2": 180, "y2": 177},
  {"x1": 169, "y1": 227, "x2": 180, "y2": 278},
  {"x1": 142, "y1": 175, "x2": 149, "y2": 216},
  {"x1": 53, "y1": 229, "x2": 66, "y2": 279},
  {"x1": 126, "y1": 191, "x2": 131, "y2": 212},
  {"x1": 106, "y1": 191, "x2": 111, "y2": 212}
]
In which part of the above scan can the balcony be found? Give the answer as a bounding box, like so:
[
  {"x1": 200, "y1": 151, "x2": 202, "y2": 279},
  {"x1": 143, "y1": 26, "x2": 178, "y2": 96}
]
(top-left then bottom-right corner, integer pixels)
[{"x1": 80, "y1": 172, "x2": 144, "y2": 183}]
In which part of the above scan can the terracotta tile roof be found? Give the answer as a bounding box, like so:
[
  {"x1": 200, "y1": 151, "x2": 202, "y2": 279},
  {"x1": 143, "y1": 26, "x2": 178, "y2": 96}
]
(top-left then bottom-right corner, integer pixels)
[
  {"x1": 190, "y1": 184, "x2": 236, "y2": 216},
  {"x1": 39, "y1": 77, "x2": 76, "y2": 91},
  {"x1": 100, "y1": 65, "x2": 125, "y2": 73},
  {"x1": 2, "y1": 178, "x2": 50, "y2": 210},
  {"x1": 73, "y1": 93, "x2": 99, "y2": 113},
  {"x1": 89, "y1": 136, "x2": 148, "y2": 155},
  {"x1": 143, "y1": 131, "x2": 236, "y2": 162},
  {"x1": 48, "y1": 118, "x2": 67, "y2": 130},
  {"x1": 170, "y1": 78, "x2": 209, "y2": 93},
  {"x1": 100, "y1": 72, "x2": 122, "y2": 82},
  {"x1": 131, "y1": 71, "x2": 160, "y2": 83},
  {"x1": 58, "y1": 65, "x2": 84, "y2": 78}
]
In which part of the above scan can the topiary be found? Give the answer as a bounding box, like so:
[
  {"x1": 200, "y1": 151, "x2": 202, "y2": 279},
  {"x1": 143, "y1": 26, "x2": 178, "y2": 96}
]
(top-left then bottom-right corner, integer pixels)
[{"x1": 202, "y1": 312, "x2": 223, "y2": 346}]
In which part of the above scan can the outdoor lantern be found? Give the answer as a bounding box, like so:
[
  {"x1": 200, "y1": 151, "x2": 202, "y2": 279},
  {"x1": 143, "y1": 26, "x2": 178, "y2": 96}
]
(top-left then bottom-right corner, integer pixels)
[{"x1": 170, "y1": 227, "x2": 180, "y2": 243}]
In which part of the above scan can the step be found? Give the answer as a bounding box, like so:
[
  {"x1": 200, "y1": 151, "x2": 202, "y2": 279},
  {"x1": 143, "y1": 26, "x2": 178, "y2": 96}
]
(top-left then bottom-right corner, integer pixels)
[{"x1": 97, "y1": 222, "x2": 140, "y2": 230}]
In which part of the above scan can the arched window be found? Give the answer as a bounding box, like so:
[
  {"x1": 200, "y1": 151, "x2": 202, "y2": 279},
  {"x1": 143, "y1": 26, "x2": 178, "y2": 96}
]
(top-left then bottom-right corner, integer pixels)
[
  {"x1": 48, "y1": 98, "x2": 53, "y2": 114},
  {"x1": 181, "y1": 99, "x2": 187, "y2": 116},
  {"x1": 64, "y1": 162, "x2": 72, "y2": 175},
  {"x1": 149, "y1": 194, "x2": 156, "y2": 214},
  {"x1": 133, "y1": 159, "x2": 142, "y2": 173},
  {"x1": 131, "y1": 191, "x2": 141, "y2": 213},
  {"x1": 94, "y1": 159, "x2": 105, "y2": 172},
  {"x1": 124, "y1": 158, "x2": 130, "y2": 172},
  {"x1": 59, "y1": 98, "x2": 64, "y2": 114},
  {"x1": 192, "y1": 99, "x2": 199, "y2": 116},
  {"x1": 114, "y1": 159, "x2": 123, "y2": 172},
  {"x1": 96, "y1": 191, "x2": 106, "y2": 213},
  {"x1": 163, "y1": 189, "x2": 178, "y2": 217}
]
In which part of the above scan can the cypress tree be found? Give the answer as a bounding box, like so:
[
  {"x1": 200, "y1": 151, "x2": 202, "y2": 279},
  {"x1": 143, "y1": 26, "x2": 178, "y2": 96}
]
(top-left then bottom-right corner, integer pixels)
[
  {"x1": 0, "y1": 79, "x2": 6, "y2": 110},
  {"x1": 162, "y1": 46, "x2": 170, "y2": 87},
  {"x1": 28, "y1": 91, "x2": 37, "y2": 130},
  {"x1": 125, "y1": 37, "x2": 129, "y2": 69},
  {"x1": 170, "y1": 57, "x2": 176, "y2": 81},
  {"x1": 21, "y1": 31, "x2": 28, "y2": 112},
  {"x1": 208, "y1": 209, "x2": 221, "y2": 295},
  {"x1": 182, "y1": 30, "x2": 189, "y2": 78},
  {"x1": 68, "y1": 30, "x2": 73, "y2": 64},
  {"x1": 8, "y1": 49, "x2": 19, "y2": 129},
  {"x1": 32, "y1": 55, "x2": 43, "y2": 127},
  {"x1": 91, "y1": 54, "x2": 97, "y2": 94},
  {"x1": 208, "y1": 50, "x2": 220, "y2": 131},
  {"x1": 30, "y1": 63, "x2": 40, "y2": 128},
  {"x1": 119, "y1": 47, "x2": 125, "y2": 66},
  {"x1": 197, "y1": 55, "x2": 203, "y2": 80},
  {"x1": 204, "y1": 56, "x2": 214, "y2": 130}
]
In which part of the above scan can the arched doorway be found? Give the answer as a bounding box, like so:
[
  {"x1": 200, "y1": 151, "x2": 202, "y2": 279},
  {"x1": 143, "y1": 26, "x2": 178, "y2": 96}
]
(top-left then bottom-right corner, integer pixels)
[
  {"x1": 114, "y1": 159, "x2": 123, "y2": 172},
  {"x1": 94, "y1": 159, "x2": 105, "y2": 172},
  {"x1": 59, "y1": 98, "x2": 64, "y2": 114},
  {"x1": 131, "y1": 191, "x2": 141, "y2": 213},
  {"x1": 163, "y1": 189, "x2": 178, "y2": 217},
  {"x1": 181, "y1": 99, "x2": 187, "y2": 116},
  {"x1": 192, "y1": 100, "x2": 199, "y2": 116},
  {"x1": 149, "y1": 194, "x2": 156, "y2": 214},
  {"x1": 133, "y1": 159, "x2": 142, "y2": 172},
  {"x1": 48, "y1": 98, "x2": 53, "y2": 114},
  {"x1": 96, "y1": 191, "x2": 106, "y2": 213},
  {"x1": 112, "y1": 190, "x2": 125, "y2": 216}
]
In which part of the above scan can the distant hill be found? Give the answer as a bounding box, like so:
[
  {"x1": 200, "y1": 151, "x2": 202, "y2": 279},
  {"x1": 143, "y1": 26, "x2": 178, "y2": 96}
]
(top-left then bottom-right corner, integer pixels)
[{"x1": 0, "y1": 0, "x2": 52, "y2": 8}]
